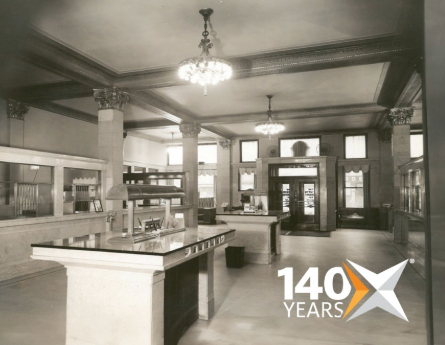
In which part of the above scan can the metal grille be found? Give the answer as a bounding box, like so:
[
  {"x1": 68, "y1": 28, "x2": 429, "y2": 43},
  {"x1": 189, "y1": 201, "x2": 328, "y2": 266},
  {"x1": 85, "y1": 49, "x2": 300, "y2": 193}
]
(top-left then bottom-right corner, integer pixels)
[
  {"x1": 74, "y1": 185, "x2": 90, "y2": 212},
  {"x1": 15, "y1": 183, "x2": 38, "y2": 217}
]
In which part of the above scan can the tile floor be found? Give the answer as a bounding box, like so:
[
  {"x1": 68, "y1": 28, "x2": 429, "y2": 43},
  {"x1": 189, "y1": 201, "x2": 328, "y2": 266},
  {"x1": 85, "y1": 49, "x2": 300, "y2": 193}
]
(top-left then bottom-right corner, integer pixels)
[{"x1": 0, "y1": 229, "x2": 427, "y2": 345}]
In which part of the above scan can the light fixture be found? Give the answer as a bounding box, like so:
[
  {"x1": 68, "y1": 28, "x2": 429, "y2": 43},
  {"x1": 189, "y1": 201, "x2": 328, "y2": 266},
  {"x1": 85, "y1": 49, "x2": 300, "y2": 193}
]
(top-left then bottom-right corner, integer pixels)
[
  {"x1": 255, "y1": 95, "x2": 285, "y2": 139},
  {"x1": 178, "y1": 8, "x2": 232, "y2": 96}
]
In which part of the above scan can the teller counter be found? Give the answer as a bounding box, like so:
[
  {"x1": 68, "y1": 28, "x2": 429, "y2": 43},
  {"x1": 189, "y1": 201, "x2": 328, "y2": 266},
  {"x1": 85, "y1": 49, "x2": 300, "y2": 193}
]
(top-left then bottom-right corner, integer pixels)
[
  {"x1": 31, "y1": 225, "x2": 235, "y2": 345},
  {"x1": 216, "y1": 210, "x2": 290, "y2": 264}
]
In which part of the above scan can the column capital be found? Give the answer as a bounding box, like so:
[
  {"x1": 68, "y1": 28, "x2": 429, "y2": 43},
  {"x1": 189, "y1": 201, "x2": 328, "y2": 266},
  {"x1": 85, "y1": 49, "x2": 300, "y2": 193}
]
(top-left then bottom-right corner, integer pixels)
[
  {"x1": 375, "y1": 128, "x2": 392, "y2": 143},
  {"x1": 387, "y1": 107, "x2": 414, "y2": 126},
  {"x1": 179, "y1": 123, "x2": 201, "y2": 138},
  {"x1": 93, "y1": 87, "x2": 129, "y2": 111},
  {"x1": 7, "y1": 99, "x2": 29, "y2": 120},
  {"x1": 218, "y1": 139, "x2": 231, "y2": 150}
]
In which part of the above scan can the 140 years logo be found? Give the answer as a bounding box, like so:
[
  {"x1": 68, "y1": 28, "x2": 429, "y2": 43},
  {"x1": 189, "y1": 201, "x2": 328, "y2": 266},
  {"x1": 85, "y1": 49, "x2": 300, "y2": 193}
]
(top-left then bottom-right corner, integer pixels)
[{"x1": 278, "y1": 260, "x2": 409, "y2": 321}]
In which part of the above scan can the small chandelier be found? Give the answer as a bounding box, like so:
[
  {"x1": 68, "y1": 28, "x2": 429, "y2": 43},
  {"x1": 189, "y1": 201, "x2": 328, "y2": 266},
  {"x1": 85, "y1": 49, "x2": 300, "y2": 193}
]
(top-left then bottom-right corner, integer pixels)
[
  {"x1": 255, "y1": 95, "x2": 285, "y2": 139},
  {"x1": 178, "y1": 8, "x2": 232, "y2": 96}
]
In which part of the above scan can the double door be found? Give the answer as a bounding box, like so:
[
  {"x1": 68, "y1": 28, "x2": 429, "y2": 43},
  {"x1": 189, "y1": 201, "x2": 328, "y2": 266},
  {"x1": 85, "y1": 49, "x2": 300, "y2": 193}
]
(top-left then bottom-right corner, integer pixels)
[{"x1": 270, "y1": 179, "x2": 320, "y2": 231}]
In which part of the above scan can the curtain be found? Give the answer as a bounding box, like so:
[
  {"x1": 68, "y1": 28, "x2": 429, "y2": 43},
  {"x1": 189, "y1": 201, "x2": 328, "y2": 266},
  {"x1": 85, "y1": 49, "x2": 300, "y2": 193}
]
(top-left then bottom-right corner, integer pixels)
[
  {"x1": 239, "y1": 167, "x2": 256, "y2": 175},
  {"x1": 344, "y1": 164, "x2": 369, "y2": 173},
  {"x1": 198, "y1": 169, "x2": 217, "y2": 176}
]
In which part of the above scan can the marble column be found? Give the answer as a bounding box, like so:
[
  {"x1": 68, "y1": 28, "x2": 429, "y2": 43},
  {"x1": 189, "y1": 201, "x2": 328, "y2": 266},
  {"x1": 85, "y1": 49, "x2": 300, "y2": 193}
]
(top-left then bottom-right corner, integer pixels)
[
  {"x1": 388, "y1": 107, "x2": 413, "y2": 241},
  {"x1": 377, "y1": 129, "x2": 394, "y2": 229},
  {"x1": 216, "y1": 139, "x2": 231, "y2": 212},
  {"x1": 179, "y1": 123, "x2": 201, "y2": 227},
  {"x1": 94, "y1": 87, "x2": 129, "y2": 231}
]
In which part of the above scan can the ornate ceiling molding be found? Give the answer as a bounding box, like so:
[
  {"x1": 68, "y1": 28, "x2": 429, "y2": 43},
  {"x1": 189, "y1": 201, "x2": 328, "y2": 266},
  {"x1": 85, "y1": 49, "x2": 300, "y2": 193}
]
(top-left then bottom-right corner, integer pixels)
[
  {"x1": 179, "y1": 123, "x2": 201, "y2": 138},
  {"x1": 387, "y1": 107, "x2": 415, "y2": 126},
  {"x1": 7, "y1": 99, "x2": 29, "y2": 120},
  {"x1": 93, "y1": 87, "x2": 129, "y2": 111}
]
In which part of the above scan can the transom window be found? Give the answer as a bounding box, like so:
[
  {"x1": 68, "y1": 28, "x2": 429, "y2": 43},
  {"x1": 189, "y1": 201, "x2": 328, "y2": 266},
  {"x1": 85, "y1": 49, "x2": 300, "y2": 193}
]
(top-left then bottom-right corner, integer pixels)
[
  {"x1": 168, "y1": 143, "x2": 217, "y2": 165},
  {"x1": 240, "y1": 140, "x2": 259, "y2": 162},
  {"x1": 279, "y1": 137, "x2": 320, "y2": 157},
  {"x1": 344, "y1": 135, "x2": 367, "y2": 159},
  {"x1": 410, "y1": 133, "x2": 423, "y2": 158}
]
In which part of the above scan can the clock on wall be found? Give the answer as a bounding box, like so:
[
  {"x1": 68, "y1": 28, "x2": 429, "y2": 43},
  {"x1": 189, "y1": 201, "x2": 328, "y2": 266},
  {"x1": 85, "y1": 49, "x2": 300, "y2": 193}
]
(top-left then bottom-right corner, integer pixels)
[
  {"x1": 316, "y1": 143, "x2": 333, "y2": 156},
  {"x1": 266, "y1": 145, "x2": 279, "y2": 157}
]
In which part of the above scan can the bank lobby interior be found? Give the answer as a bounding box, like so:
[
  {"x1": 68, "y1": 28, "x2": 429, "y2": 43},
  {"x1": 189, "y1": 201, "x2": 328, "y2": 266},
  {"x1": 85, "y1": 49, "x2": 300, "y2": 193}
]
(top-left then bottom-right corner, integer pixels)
[{"x1": 0, "y1": 1, "x2": 444, "y2": 345}]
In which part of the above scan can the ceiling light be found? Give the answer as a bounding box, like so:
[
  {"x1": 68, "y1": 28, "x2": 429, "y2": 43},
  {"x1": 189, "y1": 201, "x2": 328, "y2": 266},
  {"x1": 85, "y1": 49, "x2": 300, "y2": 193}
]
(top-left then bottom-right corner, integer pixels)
[
  {"x1": 178, "y1": 8, "x2": 232, "y2": 96},
  {"x1": 255, "y1": 95, "x2": 285, "y2": 139}
]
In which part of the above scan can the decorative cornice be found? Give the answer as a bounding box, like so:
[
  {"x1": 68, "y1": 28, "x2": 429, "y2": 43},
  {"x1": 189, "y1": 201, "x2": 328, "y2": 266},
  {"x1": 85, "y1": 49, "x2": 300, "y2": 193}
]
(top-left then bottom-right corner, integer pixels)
[
  {"x1": 387, "y1": 107, "x2": 415, "y2": 126},
  {"x1": 218, "y1": 139, "x2": 231, "y2": 150},
  {"x1": 7, "y1": 99, "x2": 29, "y2": 120},
  {"x1": 93, "y1": 87, "x2": 129, "y2": 111},
  {"x1": 179, "y1": 123, "x2": 201, "y2": 138},
  {"x1": 375, "y1": 128, "x2": 392, "y2": 143}
]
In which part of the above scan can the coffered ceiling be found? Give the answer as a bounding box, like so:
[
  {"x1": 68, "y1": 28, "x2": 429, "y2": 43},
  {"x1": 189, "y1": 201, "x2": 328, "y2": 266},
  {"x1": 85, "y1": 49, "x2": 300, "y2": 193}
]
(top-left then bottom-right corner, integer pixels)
[{"x1": 0, "y1": 0, "x2": 422, "y2": 140}]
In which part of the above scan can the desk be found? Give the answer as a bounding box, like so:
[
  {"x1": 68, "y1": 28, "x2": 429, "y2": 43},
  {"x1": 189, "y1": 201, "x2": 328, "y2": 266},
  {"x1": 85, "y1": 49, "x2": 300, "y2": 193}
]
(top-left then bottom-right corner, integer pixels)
[{"x1": 31, "y1": 226, "x2": 235, "y2": 345}]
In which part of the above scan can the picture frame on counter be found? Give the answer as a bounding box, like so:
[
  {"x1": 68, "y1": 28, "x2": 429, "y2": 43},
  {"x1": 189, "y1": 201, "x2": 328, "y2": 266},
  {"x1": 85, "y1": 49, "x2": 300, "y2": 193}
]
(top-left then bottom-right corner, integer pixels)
[{"x1": 93, "y1": 199, "x2": 103, "y2": 212}]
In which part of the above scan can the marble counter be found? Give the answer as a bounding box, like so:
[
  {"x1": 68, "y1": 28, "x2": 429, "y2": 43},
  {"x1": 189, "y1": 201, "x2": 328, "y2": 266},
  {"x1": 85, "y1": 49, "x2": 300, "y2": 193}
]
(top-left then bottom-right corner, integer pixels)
[
  {"x1": 31, "y1": 225, "x2": 236, "y2": 345},
  {"x1": 216, "y1": 211, "x2": 289, "y2": 264}
]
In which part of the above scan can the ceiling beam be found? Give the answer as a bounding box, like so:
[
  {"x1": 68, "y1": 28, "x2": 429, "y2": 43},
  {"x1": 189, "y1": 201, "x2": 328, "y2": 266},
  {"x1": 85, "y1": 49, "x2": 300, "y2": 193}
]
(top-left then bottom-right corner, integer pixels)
[
  {"x1": 17, "y1": 28, "x2": 115, "y2": 87},
  {"x1": 1, "y1": 81, "x2": 93, "y2": 102},
  {"x1": 124, "y1": 119, "x2": 177, "y2": 131},
  {"x1": 197, "y1": 103, "x2": 386, "y2": 126},
  {"x1": 28, "y1": 100, "x2": 98, "y2": 124}
]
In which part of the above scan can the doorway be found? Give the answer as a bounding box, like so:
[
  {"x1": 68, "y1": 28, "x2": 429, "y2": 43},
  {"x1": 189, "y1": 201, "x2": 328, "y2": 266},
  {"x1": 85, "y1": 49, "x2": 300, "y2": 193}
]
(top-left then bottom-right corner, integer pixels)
[{"x1": 269, "y1": 164, "x2": 320, "y2": 231}]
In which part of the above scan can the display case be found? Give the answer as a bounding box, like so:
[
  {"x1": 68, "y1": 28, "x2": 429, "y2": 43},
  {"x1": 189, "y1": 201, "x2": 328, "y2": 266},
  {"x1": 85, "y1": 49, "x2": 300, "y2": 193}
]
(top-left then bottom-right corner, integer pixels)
[{"x1": 400, "y1": 158, "x2": 424, "y2": 216}]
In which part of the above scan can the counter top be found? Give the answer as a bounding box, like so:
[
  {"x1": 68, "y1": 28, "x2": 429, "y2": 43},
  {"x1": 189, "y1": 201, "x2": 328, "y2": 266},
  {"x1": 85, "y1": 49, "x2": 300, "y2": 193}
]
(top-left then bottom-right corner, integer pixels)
[
  {"x1": 32, "y1": 225, "x2": 234, "y2": 256},
  {"x1": 216, "y1": 210, "x2": 290, "y2": 217}
]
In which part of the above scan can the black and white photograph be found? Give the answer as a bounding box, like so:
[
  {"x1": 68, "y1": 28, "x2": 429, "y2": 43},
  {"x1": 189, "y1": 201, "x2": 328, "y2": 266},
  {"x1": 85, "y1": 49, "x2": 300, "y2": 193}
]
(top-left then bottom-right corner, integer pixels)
[{"x1": 0, "y1": 1, "x2": 444, "y2": 345}]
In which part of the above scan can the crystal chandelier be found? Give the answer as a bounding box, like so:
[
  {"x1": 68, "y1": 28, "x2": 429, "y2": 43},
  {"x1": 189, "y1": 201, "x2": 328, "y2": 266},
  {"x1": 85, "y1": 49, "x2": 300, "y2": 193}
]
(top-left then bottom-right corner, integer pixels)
[
  {"x1": 178, "y1": 8, "x2": 232, "y2": 96},
  {"x1": 255, "y1": 95, "x2": 285, "y2": 139}
]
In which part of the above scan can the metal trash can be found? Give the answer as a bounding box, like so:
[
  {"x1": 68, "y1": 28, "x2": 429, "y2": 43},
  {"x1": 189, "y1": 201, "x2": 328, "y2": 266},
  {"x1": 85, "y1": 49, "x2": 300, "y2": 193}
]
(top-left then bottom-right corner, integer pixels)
[{"x1": 225, "y1": 246, "x2": 245, "y2": 268}]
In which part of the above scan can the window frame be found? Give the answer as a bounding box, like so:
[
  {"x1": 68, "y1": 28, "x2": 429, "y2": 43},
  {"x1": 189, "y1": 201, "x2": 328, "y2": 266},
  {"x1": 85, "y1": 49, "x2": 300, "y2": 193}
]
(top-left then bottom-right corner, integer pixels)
[
  {"x1": 344, "y1": 134, "x2": 368, "y2": 159},
  {"x1": 343, "y1": 170, "x2": 365, "y2": 208},
  {"x1": 278, "y1": 136, "x2": 321, "y2": 157},
  {"x1": 238, "y1": 172, "x2": 256, "y2": 191},
  {"x1": 167, "y1": 145, "x2": 183, "y2": 166},
  {"x1": 240, "y1": 139, "x2": 259, "y2": 163},
  {"x1": 198, "y1": 143, "x2": 218, "y2": 164},
  {"x1": 410, "y1": 132, "x2": 423, "y2": 158}
]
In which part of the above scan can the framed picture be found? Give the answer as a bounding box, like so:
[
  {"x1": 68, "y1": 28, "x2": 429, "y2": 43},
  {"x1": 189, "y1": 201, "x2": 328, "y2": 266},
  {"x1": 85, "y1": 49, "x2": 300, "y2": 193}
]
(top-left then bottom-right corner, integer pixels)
[{"x1": 93, "y1": 199, "x2": 103, "y2": 212}]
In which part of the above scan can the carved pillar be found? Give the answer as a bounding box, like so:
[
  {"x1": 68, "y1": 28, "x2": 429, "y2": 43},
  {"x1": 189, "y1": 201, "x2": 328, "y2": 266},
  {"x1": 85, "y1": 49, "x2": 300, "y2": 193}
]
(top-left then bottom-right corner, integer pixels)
[
  {"x1": 179, "y1": 123, "x2": 201, "y2": 227},
  {"x1": 216, "y1": 139, "x2": 231, "y2": 213},
  {"x1": 388, "y1": 107, "x2": 413, "y2": 240},
  {"x1": 94, "y1": 87, "x2": 129, "y2": 231}
]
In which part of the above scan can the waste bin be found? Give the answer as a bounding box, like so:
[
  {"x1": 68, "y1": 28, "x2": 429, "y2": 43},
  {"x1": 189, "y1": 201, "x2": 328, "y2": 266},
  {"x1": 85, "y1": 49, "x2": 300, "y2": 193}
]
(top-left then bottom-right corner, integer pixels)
[{"x1": 225, "y1": 246, "x2": 245, "y2": 268}]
